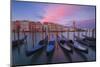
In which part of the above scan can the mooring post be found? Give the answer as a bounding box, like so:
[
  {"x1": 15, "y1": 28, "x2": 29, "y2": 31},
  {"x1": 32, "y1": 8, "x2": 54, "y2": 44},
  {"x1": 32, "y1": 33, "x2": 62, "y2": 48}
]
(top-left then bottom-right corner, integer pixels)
[
  {"x1": 67, "y1": 28, "x2": 69, "y2": 40},
  {"x1": 73, "y1": 20, "x2": 76, "y2": 40},
  {"x1": 85, "y1": 29, "x2": 87, "y2": 36},
  {"x1": 94, "y1": 29, "x2": 95, "y2": 38},
  {"x1": 88, "y1": 29, "x2": 90, "y2": 37},
  {"x1": 32, "y1": 25, "x2": 34, "y2": 47},
  {"x1": 16, "y1": 21, "x2": 21, "y2": 54},
  {"x1": 92, "y1": 29, "x2": 93, "y2": 38},
  {"x1": 77, "y1": 30, "x2": 80, "y2": 38},
  {"x1": 92, "y1": 29, "x2": 95, "y2": 38},
  {"x1": 13, "y1": 29, "x2": 16, "y2": 41},
  {"x1": 48, "y1": 24, "x2": 50, "y2": 41},
  {"x1": 23, "y1": 29, "x2": 28, "y2": 52},
  {"x1": 44, "y1": 23, "x2": 49, "y2": 45},
  {"x1": 34, "y1": 23, "x2": 36, "y2": 47},
  {"x1": 42, "y1": 25, "x2": 44, "y2": 40}
]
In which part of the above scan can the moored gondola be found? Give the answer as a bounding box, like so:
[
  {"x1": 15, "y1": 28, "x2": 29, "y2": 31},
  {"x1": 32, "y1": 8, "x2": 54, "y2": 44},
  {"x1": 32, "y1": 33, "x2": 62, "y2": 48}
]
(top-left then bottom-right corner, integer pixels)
[
  {"x1": 46, "y1": 34, "x2": 55, "y2": 56},
  {"x1": 25, "y1": 45, "x2": 45, "y2": 57},
  {"x1": 82, "y1": 35, "x2": 96, "y2": 41},
  {"x1": 12, "y1": 35, "x2": 27, "y2": 48},
  {"x1": 75, "y1": 35, "x2": 95, "y2": 47},
  {"x1": 25, "y1": 36, "x2": 48, "y2": 56},
  {"x1": 57, "y1": 35, "x2": 73, "y2": 53},
  {"x1": 73, "y1": 36, "x2": 88, "y2": 53},
  {"x1": 62, "y1": 35, "x2": 88, "y2": 53},
  {"x1": 46, "y1": 41, "x2": 55, "y2": 56},
  {"x1": 73, "y1": 41, "x2": 88, "y2": 53}
]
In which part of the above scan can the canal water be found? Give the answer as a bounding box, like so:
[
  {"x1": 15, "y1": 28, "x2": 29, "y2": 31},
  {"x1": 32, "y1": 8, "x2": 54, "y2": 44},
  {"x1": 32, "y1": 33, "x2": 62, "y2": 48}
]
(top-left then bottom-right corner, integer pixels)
[{"x1": 12, "y1": 31, "x2": 96, "y2": 66}]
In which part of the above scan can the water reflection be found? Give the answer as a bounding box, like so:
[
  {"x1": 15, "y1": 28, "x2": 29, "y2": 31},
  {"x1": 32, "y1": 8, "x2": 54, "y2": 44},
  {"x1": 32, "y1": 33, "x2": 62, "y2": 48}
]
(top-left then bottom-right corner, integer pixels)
[{"x1": 12, "y1": 32, "x2": 96, "y2": 66}]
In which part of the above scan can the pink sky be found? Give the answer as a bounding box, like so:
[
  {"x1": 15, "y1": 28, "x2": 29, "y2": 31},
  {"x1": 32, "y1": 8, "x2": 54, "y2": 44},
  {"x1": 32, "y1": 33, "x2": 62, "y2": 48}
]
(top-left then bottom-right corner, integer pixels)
[
  {"x1": 13, "y1": 2, "x2": 96, "y2": 28},
  {"x1": 41, "y1": 5, "x2": 79, "y2": 24}
]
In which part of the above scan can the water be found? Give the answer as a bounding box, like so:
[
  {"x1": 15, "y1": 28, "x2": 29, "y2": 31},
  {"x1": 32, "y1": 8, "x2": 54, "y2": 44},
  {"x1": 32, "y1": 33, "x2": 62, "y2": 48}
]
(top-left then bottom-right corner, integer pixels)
[{"x1": 12, "y1": 31, "x2": 96, "y2": 66}]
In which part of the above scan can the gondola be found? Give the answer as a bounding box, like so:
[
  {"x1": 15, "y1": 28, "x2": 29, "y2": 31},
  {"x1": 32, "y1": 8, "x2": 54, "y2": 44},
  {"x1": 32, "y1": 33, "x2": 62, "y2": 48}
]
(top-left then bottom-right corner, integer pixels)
[
  {"x1": 12, "y1": 35, "x2": 27, "y2": 48},
  {"x1": 46, "y1": 41, "x2": 55, "y2": 56},
  {"x1": 25, "y1": 45, "x2": 45, "y2": 57},
  {"x1": 74, "y1": 36, "x2": 88, "y2": 53},
  {"x1": 25, "y1": 36, "x2": 48, "y2": 57},
  {"x1": 57, "y1": 35, "x2": 73, "y2": 53},
  {"x1": 62, "y1": 35, "x2": 88, "y2": 53},
  {"x1": 46, "y1": 34, "x2": 55, "y2": 56},
  {"x1": 73, "y1": 41, "x2": 88, "y2": 53},
  {"x1": 82, "y1": 35, "x2": 96, "y2": 41},
  {"x1": 75, "y1": 35, "x2": 95, "y2": 47}
]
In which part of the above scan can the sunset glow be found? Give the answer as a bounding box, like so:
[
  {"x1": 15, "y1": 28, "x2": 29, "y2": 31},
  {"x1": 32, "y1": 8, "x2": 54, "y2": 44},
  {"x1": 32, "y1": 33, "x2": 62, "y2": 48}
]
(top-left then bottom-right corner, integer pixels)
[{"x1": 12, "y1": 1, "x2": 96, "y2": 28}]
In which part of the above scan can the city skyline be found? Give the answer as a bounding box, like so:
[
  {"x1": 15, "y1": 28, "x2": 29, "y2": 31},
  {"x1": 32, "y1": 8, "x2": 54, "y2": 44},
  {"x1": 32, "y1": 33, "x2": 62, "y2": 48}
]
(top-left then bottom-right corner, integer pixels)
[{"x1": 12, "y1": 1, "x2": 96, "y2": 28}]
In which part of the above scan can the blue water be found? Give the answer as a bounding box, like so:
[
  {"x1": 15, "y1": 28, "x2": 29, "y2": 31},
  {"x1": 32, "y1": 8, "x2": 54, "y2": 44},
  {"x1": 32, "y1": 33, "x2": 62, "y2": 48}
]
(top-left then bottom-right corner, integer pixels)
[{"x1": 12, "y1": 31, "x2": 96, "y2": 66}]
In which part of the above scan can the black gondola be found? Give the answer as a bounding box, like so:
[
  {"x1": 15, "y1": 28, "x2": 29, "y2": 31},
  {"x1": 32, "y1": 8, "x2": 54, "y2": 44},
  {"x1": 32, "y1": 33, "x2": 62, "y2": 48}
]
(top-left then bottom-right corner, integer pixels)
[
  {"x1": 75, "y1": 35, "x2": 95, "y2": 47},
  {"x1": 73, "y1": 36, "x2": 88, "y2": 53},
  {"x1": 82, "y1": 35, "x2": 96, "y2": 41},
  {"x1": 12, "y1": 35, "x2": 27, "y2": 48},
  {"x1": 25, "y1": 45, "x2": 45, "y2": 57},
  {"x1": 62, "y1": 35, "x2": 88, "y2": 53},
  {"x1": 46, "y1": 34, "x2": 55, "y2": 56},
  {"x1": 25, "y1": 36, "x2": 48, "y2": 57},
  {"x1": 57, "y1": 35, "x2": 73, "y2": 53},
  {"x1": 46, "y1": 41, "x2": 55, "y2": 56},
  {"x1": 73, "y1": 41, "x2": 88, "y2": 53}
]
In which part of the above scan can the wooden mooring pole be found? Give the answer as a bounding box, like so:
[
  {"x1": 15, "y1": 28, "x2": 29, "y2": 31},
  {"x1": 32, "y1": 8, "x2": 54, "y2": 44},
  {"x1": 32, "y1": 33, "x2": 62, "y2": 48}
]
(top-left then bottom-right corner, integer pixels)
[
  {"x1": 77, "y1": 31, "x2": 80, "y2": 38},
  {"x1": 23, "y1": 29, "x2": 28, "y2": 52},
  {"x1": 42, "y1": 25, "x2": 44, "y2": 40},
  {"x1": 85, "y1": 29, "x2": 88, "y2": 36},
  {"x1": 13, "y1": 29, "x2": 16, "y2": 41},
  {"x1": 32, "y1": 26, "x2": 34, "y2": 47},
  {"x1": 16, "y1": 22, "x2": 21, "y2": 54},
  {"x1": 67, "y1": 28, "x2": 70, "y2": 40},
  {"x1": 88, "y1": 29, "x2": 90, "y2": 37},
  {"x1": 92, "y1": 29, "x2": 95, "y2": 38}
]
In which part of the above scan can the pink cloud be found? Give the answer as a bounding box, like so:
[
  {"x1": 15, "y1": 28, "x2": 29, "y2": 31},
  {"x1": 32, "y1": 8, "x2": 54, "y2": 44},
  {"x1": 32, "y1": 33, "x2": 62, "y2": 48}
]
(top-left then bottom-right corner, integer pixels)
[{"x1": 41, "y1": 4, "x2": 79, "y2": 24}]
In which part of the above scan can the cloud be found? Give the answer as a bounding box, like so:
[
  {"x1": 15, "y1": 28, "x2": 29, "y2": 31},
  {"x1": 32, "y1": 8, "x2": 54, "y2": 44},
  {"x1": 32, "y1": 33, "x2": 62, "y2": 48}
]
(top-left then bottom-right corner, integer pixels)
[{"x1": 41, "y1": 4, "x2": 79, "y2": 24}]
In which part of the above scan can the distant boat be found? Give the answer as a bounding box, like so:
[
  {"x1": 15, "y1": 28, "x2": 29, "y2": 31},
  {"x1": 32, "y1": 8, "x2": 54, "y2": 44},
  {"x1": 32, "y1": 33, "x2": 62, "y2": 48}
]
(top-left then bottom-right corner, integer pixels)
[
  {"x1": 82, "y1": 35, "x2": 96, "y2": 41},
  {"x1": 12, "y1": 35, "x2": 27, "y2": 48},
  {"x1": 75, "y1": 35, "x2": 96, "y2": 47},
  {"x1": 25, "y1": 36, "x2": 48, "y2": 56},
  {"x1": 57, "y1": 35, "x2": 73, "y2": 53},
  {"x1": 46, "y1": 41, "x2": 55, "y2": 56}
]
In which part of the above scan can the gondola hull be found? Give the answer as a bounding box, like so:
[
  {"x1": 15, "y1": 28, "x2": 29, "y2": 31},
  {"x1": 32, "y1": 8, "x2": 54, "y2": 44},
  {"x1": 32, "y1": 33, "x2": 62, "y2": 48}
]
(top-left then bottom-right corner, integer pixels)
[
  {"x1": 25, "y1": 36, "x2": 48, "y2": 57},
  {"x1": 82, "y1": 35, "x2": 96, "y2": 41},
  {"x1": 74, "y1": 36, "x2": 88, "y2": 53},
  {"x1": 57, "y1": 35, "x2": 73, "y2": 53},
  {"x1": 73, "y1": 44, "x2": 88, "y2": 53},
  {"x1": 75, "y1": 35, "x2": 95, "y2": 47},
  {"x1": 58, "y1": 40, "x2": 73, "y2": 53},
  {"x1": 62, "y1": 35, "x2": 88, "y2": 53},
  {"x1": 12, "y1": 35, "x2": 27, "y2": 48},
  {"x1": 46, "y1": 41, "x2": 55, "y2": 56},
  {"x1": 26, "y1": 45, "x2": 45, "y2": 56}
]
